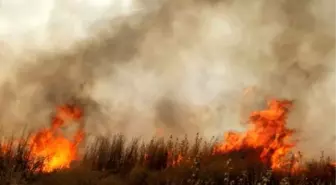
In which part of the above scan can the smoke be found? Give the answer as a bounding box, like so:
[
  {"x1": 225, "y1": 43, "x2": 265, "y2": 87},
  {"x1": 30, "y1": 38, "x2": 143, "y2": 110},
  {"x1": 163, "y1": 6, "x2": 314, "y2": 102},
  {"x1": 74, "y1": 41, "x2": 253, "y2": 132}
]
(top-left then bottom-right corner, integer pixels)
[{"x1": 0, "y1": 0, "x2": 334, "y2": 159}]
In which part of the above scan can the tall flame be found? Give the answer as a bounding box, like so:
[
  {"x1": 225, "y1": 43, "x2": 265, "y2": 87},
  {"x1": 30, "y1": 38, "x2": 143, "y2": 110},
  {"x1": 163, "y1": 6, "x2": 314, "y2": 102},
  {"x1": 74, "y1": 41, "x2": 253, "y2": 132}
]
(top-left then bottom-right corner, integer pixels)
[
  {"x1": 28, "y1": 105, "x2": 84, "y2": 172},
  {"x1": 213, "y1": 99, "x2": 300, "y2": 172}
]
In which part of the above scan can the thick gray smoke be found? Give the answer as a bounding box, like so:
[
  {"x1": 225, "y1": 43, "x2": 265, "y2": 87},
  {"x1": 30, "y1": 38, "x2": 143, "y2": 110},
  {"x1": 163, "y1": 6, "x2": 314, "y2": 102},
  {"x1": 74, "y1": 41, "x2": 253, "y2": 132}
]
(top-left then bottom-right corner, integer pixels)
[{"x1": 0, "y1": 0, "x2": 334, "y2": 159}]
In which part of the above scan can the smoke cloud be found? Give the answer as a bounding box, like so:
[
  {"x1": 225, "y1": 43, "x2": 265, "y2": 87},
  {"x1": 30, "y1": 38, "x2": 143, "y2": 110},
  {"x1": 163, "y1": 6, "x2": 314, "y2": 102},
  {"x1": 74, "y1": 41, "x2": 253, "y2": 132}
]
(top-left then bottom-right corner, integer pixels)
[{"x1": 0, "y1": 0, "x2": 334, "y2": 159}]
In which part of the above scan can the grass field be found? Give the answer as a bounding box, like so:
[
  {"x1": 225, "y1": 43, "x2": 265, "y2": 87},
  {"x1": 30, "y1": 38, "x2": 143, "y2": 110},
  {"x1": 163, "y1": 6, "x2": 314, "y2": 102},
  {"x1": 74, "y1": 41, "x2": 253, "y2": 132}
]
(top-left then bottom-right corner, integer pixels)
[{"x1": 0, "y1": 134, "x2": 334, "y2": 185}]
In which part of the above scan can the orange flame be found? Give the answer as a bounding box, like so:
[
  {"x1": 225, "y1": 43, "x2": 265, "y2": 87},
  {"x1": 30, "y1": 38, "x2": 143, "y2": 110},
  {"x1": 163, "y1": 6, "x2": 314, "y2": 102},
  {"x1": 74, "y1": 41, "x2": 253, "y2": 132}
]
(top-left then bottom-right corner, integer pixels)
[
  {"x1": 214, "y1": 99, "x2": 300, "y2": 172},
  {"x1": 172, "y1": 154, "x2": 183, "y2": 167},
  {"x1": 166, "y1": 151, "x2": 184, "y2": 167},
  {"x1": 28, "y1": 105, "x2": 84, "y2": 172}
]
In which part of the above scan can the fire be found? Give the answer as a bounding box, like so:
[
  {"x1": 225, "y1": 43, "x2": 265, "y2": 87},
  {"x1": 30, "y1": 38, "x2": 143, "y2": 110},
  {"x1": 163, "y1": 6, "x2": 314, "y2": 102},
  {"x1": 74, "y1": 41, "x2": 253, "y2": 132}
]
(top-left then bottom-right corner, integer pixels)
[
  {"x1": 214, "y1": 99, "x2": 300, "y2": 172},
  {"x1": 167, "y1": 151, "x2": 184, "y2": 167},
  {"x1": 28, "y1": 105, "x2": 84, "y2": 172},
  {"x1": 172, "y1": 154, "x2": 183, "y2": 167}
]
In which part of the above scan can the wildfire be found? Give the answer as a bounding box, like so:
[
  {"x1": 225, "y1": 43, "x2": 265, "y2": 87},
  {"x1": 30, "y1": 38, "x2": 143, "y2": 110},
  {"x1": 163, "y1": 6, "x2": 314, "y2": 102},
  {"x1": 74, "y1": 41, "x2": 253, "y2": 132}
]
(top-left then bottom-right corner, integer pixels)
[
  {"x1": 28, "y1": 105, "x2": 84, "y2": 172},
  {"x1": 213, "y1": 99, "x2": 300, "y2": 172},
  {"x1": 1, "y1": 99, "x2": 333, "y2": 174}
]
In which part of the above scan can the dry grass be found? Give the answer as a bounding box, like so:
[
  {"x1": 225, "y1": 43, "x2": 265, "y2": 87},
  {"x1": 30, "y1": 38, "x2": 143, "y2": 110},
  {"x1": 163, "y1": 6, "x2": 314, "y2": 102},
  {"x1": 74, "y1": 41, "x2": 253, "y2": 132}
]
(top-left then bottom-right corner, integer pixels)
[{"x1": 0, "y1": 134, "x2": 335, "y2": 185}]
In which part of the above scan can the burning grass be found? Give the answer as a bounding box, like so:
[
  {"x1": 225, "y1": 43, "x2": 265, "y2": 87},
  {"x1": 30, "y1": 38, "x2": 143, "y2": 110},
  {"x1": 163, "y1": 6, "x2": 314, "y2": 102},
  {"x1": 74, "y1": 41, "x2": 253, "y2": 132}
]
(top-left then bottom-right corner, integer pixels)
[
  {"x1": 0, "y1": 134, "x2": 335, "y2": 185},
  {"x1": 0, "y1": 99, "x2": 334, "y2": 184}
]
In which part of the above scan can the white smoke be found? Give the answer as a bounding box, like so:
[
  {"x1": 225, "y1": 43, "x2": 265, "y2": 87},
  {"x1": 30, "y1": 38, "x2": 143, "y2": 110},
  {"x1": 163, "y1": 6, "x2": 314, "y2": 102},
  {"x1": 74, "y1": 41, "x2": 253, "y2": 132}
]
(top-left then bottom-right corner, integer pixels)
[{"x1": 0, "y1": 0, "x2": 137, "y2": 51}]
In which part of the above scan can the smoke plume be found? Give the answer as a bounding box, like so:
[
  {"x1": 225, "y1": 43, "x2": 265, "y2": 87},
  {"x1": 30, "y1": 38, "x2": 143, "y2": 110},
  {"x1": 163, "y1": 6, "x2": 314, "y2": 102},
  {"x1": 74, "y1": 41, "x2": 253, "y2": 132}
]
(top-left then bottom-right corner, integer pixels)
[{"x1": 0, "y1": 0, "x2": 334, "y2": 159}]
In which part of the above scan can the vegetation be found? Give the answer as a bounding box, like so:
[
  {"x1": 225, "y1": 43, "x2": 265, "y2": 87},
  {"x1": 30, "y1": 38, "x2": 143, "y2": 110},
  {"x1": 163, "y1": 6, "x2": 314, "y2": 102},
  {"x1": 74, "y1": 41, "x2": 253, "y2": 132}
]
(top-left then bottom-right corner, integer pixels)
[{"x1": 0, "y1": 134, "x2": 335, "y2": 185}]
